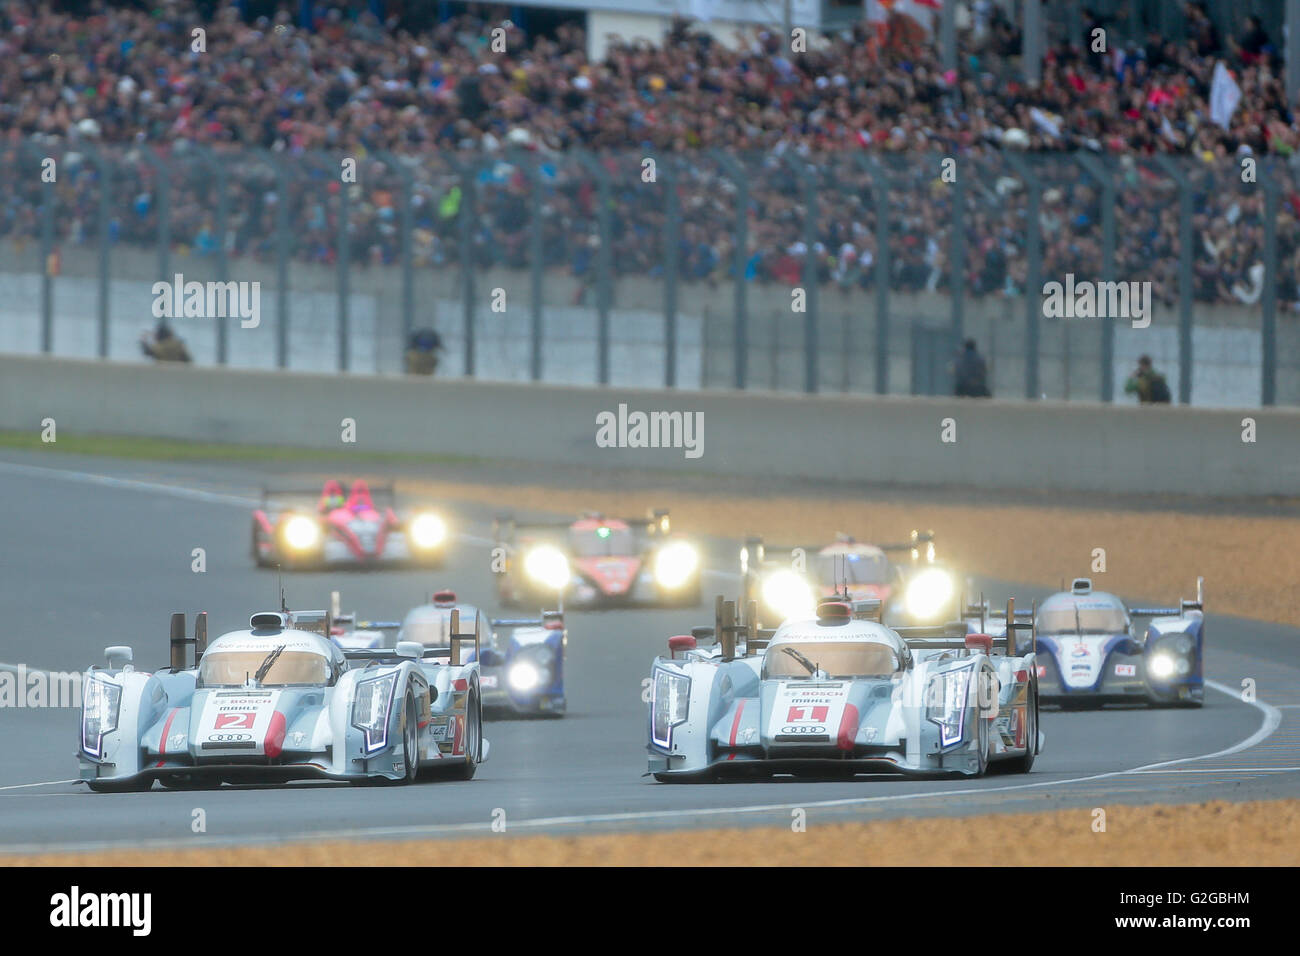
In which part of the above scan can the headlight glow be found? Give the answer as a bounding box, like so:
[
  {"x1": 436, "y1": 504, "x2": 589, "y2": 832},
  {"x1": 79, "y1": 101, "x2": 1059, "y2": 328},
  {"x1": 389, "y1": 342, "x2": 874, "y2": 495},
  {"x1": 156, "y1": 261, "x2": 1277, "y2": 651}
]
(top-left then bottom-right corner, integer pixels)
[
  {"x1": 523, "y1": 545, "x2": 571, "y2": 591},
  {"x1": 508, "y1": 661, "x2": 542, "y2": 691},
  {"x1": 653, "y1": 541, "x2": 699, "y2": 589},
  {"x1": 926, "y1": 664, "x2": 973, "y2": 747},
  {"x1": 81, "y1": 676, "x2": 121, "y2": 757},
  {"x1": 650, "y1": 667, "x2": 691, "y2": 749},
  {"x1": 904, "y1": 567, "x2": 955, "y2": 621},
  {"x1": 409, "y1": 513, "x2": 447, "y2": 549},
  {"x1": 761, "y1": 569, "x2": 815, "y2": 622},
  {"x1": 351, "y1": 673, "x2": 397, "y2": 752},
  {"x1": 283, "y1": 514, "x2": 322, "y2": 551},
  {"x1": 1148, "y1": 654, "x2": 1176, "y2": 679}
]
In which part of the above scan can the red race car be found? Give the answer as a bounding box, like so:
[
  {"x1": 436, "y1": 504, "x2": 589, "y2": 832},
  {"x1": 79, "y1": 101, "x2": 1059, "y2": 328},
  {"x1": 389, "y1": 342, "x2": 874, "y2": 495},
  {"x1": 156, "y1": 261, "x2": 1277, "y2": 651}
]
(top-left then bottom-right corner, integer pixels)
[{"x1": 252, "y1": 479, "x2": 450, "y2": 569}]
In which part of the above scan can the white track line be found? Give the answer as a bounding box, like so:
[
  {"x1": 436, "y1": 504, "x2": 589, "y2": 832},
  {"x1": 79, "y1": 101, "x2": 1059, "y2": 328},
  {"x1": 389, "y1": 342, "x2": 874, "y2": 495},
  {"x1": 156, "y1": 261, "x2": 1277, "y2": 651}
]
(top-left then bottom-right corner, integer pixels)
[{"x1": 0, "y1": 780, "x2": 78, "y2": 792}]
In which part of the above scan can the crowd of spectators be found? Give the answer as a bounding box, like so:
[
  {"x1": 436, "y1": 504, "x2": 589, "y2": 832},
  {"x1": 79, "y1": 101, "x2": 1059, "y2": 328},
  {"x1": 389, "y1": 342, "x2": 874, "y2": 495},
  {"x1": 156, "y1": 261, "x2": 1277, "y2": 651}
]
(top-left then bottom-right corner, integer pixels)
[{"x1": 2, "y1": 0, "x2": 1300, "y2": 311}]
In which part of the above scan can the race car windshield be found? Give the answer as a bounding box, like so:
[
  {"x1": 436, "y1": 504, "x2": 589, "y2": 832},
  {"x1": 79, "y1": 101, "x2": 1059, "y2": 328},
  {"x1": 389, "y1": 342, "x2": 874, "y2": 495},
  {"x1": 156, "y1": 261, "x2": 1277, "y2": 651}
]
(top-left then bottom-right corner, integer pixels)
[
  {"x1": 763, "y1": 641, "x2": 901, "y2": 680},
  {"x1": 816, "y1": 553, "x2": 890, "y2": 586},
  {"x1": 198, "y1": 650, "x2": 331, "y2": 687},
  {"x1": 569, "y1": 526, "x2": 634, "y2": 556},
  {"x1": 1038, "y1": 605, "x2": 1129, "y2": 634}
]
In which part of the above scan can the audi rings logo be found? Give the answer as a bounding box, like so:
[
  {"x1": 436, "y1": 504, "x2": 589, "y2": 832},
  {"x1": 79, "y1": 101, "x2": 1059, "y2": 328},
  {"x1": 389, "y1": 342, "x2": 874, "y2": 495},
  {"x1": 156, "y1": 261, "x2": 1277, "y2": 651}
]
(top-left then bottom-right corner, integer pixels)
[
  {"x1": 207, "y1": 733, "x2": 253, "y2": 743},
  {"x1": 780, "y1": 725, "x2": 827, "y2": 736}
]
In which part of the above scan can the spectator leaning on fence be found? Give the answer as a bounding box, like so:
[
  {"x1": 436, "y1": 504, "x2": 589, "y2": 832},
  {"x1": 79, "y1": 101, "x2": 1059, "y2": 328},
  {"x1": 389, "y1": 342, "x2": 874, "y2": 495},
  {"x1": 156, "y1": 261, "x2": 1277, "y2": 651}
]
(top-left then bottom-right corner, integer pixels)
[{"x1": 953, "y1": 338, "x2": 991, "y2": 398}]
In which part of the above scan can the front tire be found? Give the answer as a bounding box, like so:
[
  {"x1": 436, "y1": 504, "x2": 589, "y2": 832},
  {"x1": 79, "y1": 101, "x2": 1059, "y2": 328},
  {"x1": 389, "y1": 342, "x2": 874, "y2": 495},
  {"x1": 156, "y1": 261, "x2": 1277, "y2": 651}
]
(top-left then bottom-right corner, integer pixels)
[
  {"x1": 401, "y1": 690, "x2": 419, "y2": 784},
  {"x1": 1007, "y1": 681, "x2": 1038, "y2": 773}
]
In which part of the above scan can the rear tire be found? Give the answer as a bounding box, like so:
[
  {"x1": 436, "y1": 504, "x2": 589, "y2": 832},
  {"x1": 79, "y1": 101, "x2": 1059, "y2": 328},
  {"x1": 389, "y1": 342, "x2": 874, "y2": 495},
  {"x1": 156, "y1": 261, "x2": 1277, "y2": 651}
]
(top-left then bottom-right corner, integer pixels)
[
  {"x1": 1007, "y1": 681, "x2": 1038, "y2": 773},
  {"x1": 401, "y1": 690, "x2": 419, "y2": 784},
  {"x1": 452, "y1": 688, "x2": 482, "y2": 780}
]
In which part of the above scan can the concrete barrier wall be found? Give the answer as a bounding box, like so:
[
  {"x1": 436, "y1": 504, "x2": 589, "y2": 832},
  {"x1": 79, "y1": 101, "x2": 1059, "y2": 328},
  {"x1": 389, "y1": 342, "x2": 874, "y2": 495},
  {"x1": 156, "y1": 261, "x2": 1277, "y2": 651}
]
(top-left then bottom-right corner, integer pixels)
[{"x1": 1, "y1": 354, "x2": 1297, "y2": 497}]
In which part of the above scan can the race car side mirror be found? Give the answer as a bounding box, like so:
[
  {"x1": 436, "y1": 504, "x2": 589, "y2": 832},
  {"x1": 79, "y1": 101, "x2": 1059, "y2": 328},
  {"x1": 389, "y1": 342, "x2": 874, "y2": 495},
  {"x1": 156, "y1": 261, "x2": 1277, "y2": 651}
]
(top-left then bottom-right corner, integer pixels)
[
  {"x1": 394, "y1": 641, "x2": 424, "y2": 659},
  {"x1": 105, "y1": 646, "x2": 133, "y2": 669},
  {"x1": 668, "y1": 635, "x2": 697, "y2": 659}
]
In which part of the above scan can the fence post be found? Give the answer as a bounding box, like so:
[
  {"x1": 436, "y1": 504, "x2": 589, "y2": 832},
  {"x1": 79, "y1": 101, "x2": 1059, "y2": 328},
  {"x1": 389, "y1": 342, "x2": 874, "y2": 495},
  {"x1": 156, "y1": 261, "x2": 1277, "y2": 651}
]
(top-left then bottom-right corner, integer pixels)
[
  {"x1": 139, "y1": 150, "x2": 171, "y2": 291},
  {"x1": 1004, "y1": 153, "x2": 1042, "y2": 399},
  {"x1": 24, "y1": 142, "x2": 56, "y2": 354},
  {"x1": 662, "y1": 157, "x2": 680, "y2": 388},
  {"x1": 861, "y1": 156, "x2": 892, "y2": 395},
  {"x1": 448, "y1": 156, "x2": 477, "y2": 377},
  {"x1": 519, "y1": 149, "x2": 544, "y2": 382},
  {"x1": 83, "y1": 143, "x2": 112, "y2": 359},
  {"x1": 575, "y1": 151, "x2": 613, "y2": 385},
  {"x1": 338, "y1": 165, "x2": 350, "y2": 372},
  {"x1": 1262, "y1": 171, "x2": 1280, "y2": 406},
  {"x1": 196, "y1": 147, "x2": 231, "y2": 365},
  {"x1": 713, "y1": 150, "x2": 750, "y2": 390},
  {"x1": 264, "y1": 152, "x2": 292, "y2": 369},
  {"x1": 783, "y1": 155, "x2": 820, "y2": 393},
  {"x1": 950, "y1": 161, "x2": 966, "y2": 340},
  {"x1": 376, "y1": 151, "x2": 414, "y2": 366},
  {"x1": 1153, "y1": 156, "x2": 1194, "y2": 404},
  {"x1": 1074, "y1": 153, "x2": 1117, "y2": 402}
]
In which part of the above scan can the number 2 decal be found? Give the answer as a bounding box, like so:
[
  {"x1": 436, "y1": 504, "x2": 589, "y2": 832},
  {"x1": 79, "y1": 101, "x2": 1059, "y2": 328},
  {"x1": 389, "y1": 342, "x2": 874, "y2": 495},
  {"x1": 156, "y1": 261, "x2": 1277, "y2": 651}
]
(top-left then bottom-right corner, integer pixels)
[{"x1": 215, "y1": 712, "x2": 256, "y2": 730}]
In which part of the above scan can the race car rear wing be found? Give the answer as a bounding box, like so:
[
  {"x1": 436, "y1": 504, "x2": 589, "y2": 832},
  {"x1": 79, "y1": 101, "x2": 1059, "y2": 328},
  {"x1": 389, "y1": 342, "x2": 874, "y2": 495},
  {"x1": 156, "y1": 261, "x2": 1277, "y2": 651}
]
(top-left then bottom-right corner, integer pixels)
[
  {"x1": 261, "y1": 482, "x2": 397, "y2": 506},
  {"x1": 490, "y1": 610, "x2": 564, "y2": 631},
  {"x1": 899, "y1": 598, "x2": 1035, "y2": 656},
  {"x1": 494, "y1": 510, "x2": 671, "y2": 543},
  {"x1": 344, "y1": 608, "x2": 482, "y2": 666},
  {"x1": 1129, "y1": 577, "x2": 1205, "y2": 618}
]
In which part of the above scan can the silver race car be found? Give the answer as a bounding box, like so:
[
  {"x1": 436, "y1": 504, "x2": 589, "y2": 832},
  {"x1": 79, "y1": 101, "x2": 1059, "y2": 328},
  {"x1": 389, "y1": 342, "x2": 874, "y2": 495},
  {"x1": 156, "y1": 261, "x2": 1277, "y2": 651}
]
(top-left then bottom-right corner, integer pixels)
[
  {"x1": 77, "y1": 602, "x2": 488, "y2": 791},
  {"x1": 646, "y1": 595, "x2": 1042, "y2": 782}
]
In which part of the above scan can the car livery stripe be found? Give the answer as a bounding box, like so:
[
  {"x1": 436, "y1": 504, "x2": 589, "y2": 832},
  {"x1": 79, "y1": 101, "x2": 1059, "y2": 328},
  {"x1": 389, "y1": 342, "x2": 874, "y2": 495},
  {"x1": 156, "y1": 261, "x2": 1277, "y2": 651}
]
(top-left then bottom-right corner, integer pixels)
[
  {"x1": 155, "y1": 707, "x2": 180, "y2": 768},
  {"x1": 836, "y1": 704, "x2": 860, "y2": 752},
  {"x1": 726, "y1": 699, "x2": 746, "y2": 760},
  {"x1": 263, "y1": 711, "x2": 287, "y2": 759}
]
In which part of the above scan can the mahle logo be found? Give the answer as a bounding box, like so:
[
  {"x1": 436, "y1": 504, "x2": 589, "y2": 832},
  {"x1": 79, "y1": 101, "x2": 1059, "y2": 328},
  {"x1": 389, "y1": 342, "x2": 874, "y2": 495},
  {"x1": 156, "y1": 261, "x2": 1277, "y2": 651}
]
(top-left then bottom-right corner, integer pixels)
[
  {"x1": 1041, "y1": 274, "x2": 1151, "y2": 328},
  {"x1": 152, "y1": 273, "x2": 260, "y2": 328}
]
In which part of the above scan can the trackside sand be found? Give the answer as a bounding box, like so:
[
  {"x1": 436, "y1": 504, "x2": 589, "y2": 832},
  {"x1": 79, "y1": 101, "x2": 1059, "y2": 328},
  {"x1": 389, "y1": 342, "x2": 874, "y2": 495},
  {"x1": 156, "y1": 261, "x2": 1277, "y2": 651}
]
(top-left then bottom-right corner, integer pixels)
[{"x1": 3, "y1": 800, "x2": 1296, "y2": 866}]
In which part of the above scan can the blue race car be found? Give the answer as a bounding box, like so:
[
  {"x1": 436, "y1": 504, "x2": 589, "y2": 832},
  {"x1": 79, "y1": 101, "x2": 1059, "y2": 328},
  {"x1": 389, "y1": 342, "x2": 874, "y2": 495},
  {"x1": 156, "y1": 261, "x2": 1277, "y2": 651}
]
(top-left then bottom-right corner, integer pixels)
[
  {"x1": 480, "y1": 609, "x2": 567, "y2": 717},
  {"x1": 1030, "y1": 577, "x2": 1204, "y2": 708}
]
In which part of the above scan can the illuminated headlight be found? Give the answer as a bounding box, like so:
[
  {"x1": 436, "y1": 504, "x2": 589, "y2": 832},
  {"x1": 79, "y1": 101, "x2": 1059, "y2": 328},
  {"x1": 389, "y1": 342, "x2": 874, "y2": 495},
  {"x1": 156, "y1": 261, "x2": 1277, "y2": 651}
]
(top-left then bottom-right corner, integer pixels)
[
  {"x1": 761, "y1": 569, "x2": 815, "y2": 622},
  {"x1": 926, "y1": 663, "x2": 973, "y2": 747},
  {"x1": 904, "y1": 568, "x2": 955, "y2": 621},
  {"x1": 408, "y1": 513, "x2": 447, "y2": 549},
  {"x1": 650, "y1": 667, "x2": 691, "y2": 750},
  {"x1": 1148, "y1": 654, "x2": 1176, "y2": 679},
  {"x1": 508, "y1": 661, "x2": 545, "y2": 691},
  {"x1": 654, "y1": 541, "x2": 699, "y2": 589},
  {"x1": 81, "y1": 676, "x2": 121, "y2": 758},
  {"x1": 282, "y1": 514, "x2": 322, "y2": 551},
  {"x1": 524, "y1": 545, "x2": 570, "y2": 591},
  {"x1": 351, "y1": 673, "x2": 397, "y2": 753}
]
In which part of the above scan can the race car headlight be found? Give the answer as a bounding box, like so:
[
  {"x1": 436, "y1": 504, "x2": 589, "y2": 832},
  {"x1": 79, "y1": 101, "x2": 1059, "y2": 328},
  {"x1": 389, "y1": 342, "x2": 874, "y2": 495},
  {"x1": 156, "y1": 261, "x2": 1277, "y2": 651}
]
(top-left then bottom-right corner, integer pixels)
[
  {"x1": 904, "y1": 568, "x2": 955, "y2": 621},
  {"x1": 1171, "y1": 634, "x2": 1194, "y2": 654},
  {"x1": 761, "y1": 569, "x2": 815, "y2": 622},
  {"x1": 650, "y1": 667, "x2": 691, "y2": 750},
  {"x1": 508, "y1": 660, "x2": 550, "y2": 692},
  {"x1": 524, "y1": 545, "x2": 570, "y2": 591},
  {"x1": 81, "y1": 676, "x2": 121, "y2": 757},
  {"x1": 282, "y1": 514, "x2": 322, "y2": 552},
  {"x1": 1148, "y1": 653, "x2": 1176, "y2": 679},
  {"x1": 653, "y1": 541, "x2": 699, "y2": 589},
  {"x1": 352, "y1": 673, "x2": 397, "y2": 753},
  {"x1": 926, "y1": 664, "x2": 973, "y2": 748},
  {"x1": 408, "y1": 513, "x2": 447, "y2": 549}
]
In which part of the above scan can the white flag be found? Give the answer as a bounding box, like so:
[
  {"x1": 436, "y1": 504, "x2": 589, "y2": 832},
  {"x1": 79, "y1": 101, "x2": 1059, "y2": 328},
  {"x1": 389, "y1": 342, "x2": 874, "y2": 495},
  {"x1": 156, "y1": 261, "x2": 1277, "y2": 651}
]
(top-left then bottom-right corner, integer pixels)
[{"x1": 1210, "y1": 61, "x2": 1242, "y2": 130}]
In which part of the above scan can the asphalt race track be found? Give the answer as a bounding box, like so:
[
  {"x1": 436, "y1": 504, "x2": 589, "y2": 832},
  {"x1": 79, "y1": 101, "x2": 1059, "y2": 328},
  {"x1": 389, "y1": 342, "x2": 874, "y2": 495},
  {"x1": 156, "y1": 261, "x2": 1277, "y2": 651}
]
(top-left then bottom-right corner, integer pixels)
[{"x1": 1, "y1": 451, "x2": 1298, "y2": 855}]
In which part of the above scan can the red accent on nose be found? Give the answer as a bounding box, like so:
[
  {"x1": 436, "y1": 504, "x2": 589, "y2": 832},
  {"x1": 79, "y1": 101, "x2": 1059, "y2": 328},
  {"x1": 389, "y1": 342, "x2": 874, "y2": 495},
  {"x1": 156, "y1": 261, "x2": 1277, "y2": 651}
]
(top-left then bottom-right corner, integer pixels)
[
  {"x1": 1014, "y1": 669, "x2": 1029, "y2": 683},
  {"x1": 452, "y1": 678, "x2": 468, "y2": 692},
  {"x1": 668, "y1": 635, "x2": 697, "y2": 653},
  {"x1": 836, "y1": 703, "x2": 860, "y2": 751},
  {"x1": 264, "y1": 711, "x2": 287, "y2": 759}
]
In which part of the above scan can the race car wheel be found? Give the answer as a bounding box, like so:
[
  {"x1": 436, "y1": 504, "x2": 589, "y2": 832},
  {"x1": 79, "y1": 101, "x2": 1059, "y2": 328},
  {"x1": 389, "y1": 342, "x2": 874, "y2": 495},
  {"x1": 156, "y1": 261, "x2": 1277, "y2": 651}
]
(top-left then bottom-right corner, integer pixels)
[
  {"x1": 401, "y1": 690, "x2": 419, "y2": 784},
  {"x1": 1007, "y1": 680, "x2": 1038, "y2": 774},
  {"x1": 251, "y1": 520, "x2": 272, "y2": 568},
  {"x1": 452, "y1": 687, "x2": 482, "y2": 781},
  {"x1": 974, "y1": 703, "x2": 990, "y2": 777}
]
